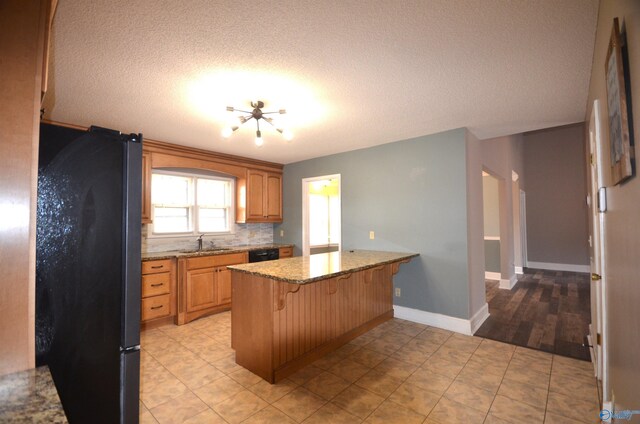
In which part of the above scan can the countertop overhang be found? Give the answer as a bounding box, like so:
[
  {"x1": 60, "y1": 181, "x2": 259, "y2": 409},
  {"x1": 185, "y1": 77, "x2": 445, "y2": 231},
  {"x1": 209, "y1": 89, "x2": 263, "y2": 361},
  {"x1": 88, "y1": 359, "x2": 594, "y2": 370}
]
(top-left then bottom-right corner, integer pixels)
[{"x1": 228, "y1": 250, "x2": 419, "y2": 284}]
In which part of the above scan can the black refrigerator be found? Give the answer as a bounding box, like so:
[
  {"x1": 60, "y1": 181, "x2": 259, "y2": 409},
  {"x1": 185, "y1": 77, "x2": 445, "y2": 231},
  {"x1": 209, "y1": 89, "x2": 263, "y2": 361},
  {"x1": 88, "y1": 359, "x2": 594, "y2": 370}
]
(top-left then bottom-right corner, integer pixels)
[{"x1": 36, "y1": 123, "x2": 142, "y2": 424}]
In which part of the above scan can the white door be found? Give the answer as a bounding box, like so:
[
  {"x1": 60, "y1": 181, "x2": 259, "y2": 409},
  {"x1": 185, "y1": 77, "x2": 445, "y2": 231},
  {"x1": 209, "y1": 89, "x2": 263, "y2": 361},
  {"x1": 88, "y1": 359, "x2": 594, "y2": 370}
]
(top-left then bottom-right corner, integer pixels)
[{"x1": 588, "y1": 99, "x2": 608, "y2": 400}]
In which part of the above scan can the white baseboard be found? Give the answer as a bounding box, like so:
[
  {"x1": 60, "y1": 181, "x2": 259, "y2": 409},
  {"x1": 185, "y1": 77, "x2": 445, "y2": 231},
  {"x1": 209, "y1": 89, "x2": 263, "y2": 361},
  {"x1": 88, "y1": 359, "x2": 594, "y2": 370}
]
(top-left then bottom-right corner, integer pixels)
[
  {"x1": 470, "y1": 303, "x2": 490, "y2": 334},
  {"x1": 526, "y1": 261, "x2": 590, "y2": 273},
  {"x1": 499, "y1": 274, "x2": 517, "y2": 290},
  {"x1": 515, "y1": 266, "x2": 524, "y2": 274},
  {"x1": 601, "y1": 401, "x2": 613, "y2": 423},
  {"x1": 394, "y1": 304, "x2": 489, "y2": 336},
  {"x1": 485, "y1": 271, "x2": 501, "y2": 280}
]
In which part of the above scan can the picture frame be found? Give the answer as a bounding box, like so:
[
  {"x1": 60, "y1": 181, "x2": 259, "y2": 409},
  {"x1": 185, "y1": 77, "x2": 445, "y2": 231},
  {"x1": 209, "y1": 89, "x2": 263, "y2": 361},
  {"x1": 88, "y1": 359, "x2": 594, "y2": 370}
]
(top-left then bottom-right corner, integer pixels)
[{"x1": 604, "y1": 17, "x2": 634, "y2": 185}]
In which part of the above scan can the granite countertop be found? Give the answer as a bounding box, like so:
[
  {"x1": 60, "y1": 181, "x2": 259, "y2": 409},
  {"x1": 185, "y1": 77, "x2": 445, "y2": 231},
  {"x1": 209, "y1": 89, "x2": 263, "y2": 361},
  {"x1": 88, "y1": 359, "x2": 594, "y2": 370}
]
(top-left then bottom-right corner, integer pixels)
[
  {"x1": 0, "y1": 366, "x2": 67, "y2": 423},
  {"x1": 142, "y1": 243, "x2": 294, "y2": 261},
  {"x1": 228, "y1": 250, "x2": 419, "y2": 284}
]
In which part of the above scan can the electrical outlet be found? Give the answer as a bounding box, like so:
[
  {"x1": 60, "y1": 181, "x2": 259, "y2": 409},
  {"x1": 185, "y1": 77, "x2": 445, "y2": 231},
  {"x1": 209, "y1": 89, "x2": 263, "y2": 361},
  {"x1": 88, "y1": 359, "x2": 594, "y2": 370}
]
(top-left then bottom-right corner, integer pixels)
[
  {"x1": 280, "y1": 229, "x2": 284, "y2": 237},
  {"x1": 395, "y1": 288, "x2": 401, "y2": 297},
  {"x1": 369, "y1": 231, "x2": 375, "y2": 240}
]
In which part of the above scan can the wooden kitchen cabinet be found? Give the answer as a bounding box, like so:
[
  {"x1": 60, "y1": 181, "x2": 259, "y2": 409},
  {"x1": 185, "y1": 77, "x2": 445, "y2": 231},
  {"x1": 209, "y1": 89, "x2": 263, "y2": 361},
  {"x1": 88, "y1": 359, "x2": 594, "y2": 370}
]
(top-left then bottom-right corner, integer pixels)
[
  {"x1": 241, "y1": 169, "x2": 282, "y2": 223},
  {"x1": 185, "y1": 268, "x2": 218, "y2": 312},
  {"x1": 141, "y1": 150, "x2": 152, "y2": 224},
  {"x1": 217, "y1": 267, "x2": 232, "y2": 304},
  {"x1": 279, "y1": 247, "x2": 293, "y2": 258},
  {"x1": 139, "y1": 142, "x2": 283, "y2": 225},
  {"x1": 178, "y1": 252, "x2": 247, "y2": 325},
  {"x1": 141, "y1": 258, "x2": 176, "y2": 329}
]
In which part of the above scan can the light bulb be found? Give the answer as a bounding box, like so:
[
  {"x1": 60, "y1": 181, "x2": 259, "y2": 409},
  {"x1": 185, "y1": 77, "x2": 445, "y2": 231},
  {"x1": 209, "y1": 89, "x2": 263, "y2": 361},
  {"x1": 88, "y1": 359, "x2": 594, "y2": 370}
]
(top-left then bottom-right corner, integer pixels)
[
  {"x1": 282, "y1": 129, "x2": 293, "y2": 141},
  {"x1": 222, "y1": 125, "x2": 238, "y2": 138},
  {"x1": 255, "y1": 130, "x2": 264, "y2": 147}
]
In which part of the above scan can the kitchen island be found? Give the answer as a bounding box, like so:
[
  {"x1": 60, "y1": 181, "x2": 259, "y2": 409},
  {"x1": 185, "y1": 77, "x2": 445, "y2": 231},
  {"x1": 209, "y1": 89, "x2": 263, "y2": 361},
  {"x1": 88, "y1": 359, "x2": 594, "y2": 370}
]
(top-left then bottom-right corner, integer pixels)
[{"x1": 229, "y1": 250, "x2": 418, "y2": 383}]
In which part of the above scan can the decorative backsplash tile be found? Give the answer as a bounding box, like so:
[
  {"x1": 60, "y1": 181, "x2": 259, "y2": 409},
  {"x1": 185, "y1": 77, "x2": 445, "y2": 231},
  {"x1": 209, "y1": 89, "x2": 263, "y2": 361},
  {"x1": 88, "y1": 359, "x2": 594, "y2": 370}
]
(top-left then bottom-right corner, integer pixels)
[{"x1": 142, "y1": 223, "x2": 274, "y2": 253}]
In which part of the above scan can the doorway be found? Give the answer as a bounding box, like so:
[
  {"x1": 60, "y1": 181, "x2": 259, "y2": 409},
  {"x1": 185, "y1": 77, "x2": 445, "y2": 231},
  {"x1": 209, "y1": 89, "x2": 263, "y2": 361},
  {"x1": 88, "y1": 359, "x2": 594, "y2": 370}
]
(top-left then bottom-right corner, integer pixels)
[
  {"x1": 302, "y1": 174, "x2": 341, "y2": 256},
  {"x1": 482, "y1": 171, "x2": 501, "y2": 282}
]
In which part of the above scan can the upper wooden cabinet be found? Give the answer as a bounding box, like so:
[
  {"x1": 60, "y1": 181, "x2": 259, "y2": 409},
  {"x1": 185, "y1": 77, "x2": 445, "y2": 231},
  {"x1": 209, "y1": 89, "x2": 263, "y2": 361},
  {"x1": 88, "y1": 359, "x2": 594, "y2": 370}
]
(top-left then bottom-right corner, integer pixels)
[
  {"x1": 241, "y1": 169, "x2": 282, "y2": 223},
  {"x1": 140, "y1": 141, "x2": 283, "y2": 224},
  {"x1": 141, "y1": 150, "x2": 152, "y2": 224}
]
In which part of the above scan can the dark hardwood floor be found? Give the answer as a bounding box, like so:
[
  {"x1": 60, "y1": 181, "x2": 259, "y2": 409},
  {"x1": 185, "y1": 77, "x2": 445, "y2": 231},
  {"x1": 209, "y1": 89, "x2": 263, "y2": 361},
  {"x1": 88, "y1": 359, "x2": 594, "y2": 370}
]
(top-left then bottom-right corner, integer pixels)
[{"x1": 475, "y1": 268, "x2": 591, "y2": 361}]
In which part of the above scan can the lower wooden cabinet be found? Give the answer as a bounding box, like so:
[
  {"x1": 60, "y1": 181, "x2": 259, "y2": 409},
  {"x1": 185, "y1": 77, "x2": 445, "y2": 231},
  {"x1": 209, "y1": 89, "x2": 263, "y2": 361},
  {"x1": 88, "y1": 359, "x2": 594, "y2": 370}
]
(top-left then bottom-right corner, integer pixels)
[
  {"x1": 141, "y1": 258, "x2": 176, "y2": 328},
  {"x1": 142, "y1": 294, "x2": 171, "y2": 321},
  {"x1": 279, "y1": 247, "x2": 293, "y2": 258},
  {"x1": 217, "y1": 267, "x2": 232, "y2": 304},
  {"x1": 178, "y1": 252, "x2": 247, "y2": 325}
]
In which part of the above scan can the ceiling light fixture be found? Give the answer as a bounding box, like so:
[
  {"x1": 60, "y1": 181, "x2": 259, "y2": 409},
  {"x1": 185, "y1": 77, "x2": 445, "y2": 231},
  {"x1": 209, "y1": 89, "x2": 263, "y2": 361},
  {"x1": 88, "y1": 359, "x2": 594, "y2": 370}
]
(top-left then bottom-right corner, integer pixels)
[{"x1": 222, "y1": 100, "x2": 293, "y2": 147}]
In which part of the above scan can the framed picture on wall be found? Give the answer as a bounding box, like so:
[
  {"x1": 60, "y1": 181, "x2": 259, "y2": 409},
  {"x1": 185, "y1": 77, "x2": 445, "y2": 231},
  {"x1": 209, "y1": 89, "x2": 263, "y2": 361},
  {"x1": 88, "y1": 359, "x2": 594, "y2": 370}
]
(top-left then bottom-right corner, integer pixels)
[{"x1": 604, "y1": 17, "x2": 634, "y2": 185}]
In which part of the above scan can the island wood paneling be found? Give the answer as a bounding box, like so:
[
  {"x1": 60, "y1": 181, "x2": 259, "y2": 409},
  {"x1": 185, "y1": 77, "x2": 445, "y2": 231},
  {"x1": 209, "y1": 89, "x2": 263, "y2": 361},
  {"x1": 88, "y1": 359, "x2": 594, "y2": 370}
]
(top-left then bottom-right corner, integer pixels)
[{"x1": 232, "y1": 262, "x2": 402, "y2": 383}]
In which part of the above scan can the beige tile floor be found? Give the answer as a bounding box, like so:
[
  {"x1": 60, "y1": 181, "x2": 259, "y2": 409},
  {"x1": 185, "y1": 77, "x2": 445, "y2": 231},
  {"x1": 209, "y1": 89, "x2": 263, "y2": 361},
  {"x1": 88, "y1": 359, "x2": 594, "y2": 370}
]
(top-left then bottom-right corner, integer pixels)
[{"x1": 139, "y1": 312, "x2": 600, "y2": 424}]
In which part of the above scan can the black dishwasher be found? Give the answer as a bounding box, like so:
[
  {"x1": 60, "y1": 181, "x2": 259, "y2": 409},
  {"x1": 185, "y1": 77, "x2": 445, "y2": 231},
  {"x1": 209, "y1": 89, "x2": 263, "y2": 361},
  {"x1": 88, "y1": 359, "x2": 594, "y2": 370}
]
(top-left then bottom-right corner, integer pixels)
[{"x1": 248, "y1": 248, "x2": 279, "y2": 263}]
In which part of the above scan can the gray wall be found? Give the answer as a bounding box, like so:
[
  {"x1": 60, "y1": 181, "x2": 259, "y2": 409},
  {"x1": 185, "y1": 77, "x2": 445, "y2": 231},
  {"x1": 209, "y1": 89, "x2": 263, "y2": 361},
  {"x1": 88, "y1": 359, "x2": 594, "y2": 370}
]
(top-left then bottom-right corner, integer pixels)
[
  {"x1": 465, "y1": 131, "x2": 487, "y2": 317},
  {"x1": 585, "y1": 0, "x2": 640, "y2": 411},
  {"x1": 484, "y1": 240, "x2": 500, "y2": 273},
  {"x1": 275, "y1": 128, "x2": 473, "y2": 319},
  {"x1": 523, "y1": 124, "x2": 589, "y2": 266}
]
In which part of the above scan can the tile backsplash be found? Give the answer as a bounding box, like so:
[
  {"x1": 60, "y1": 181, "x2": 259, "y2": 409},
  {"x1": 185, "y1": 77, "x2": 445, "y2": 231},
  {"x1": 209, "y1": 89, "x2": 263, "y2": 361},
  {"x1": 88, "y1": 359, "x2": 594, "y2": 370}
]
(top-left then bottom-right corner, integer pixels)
[{"x1": 142, "y1": 223, "x2": 274, "y2": 253}]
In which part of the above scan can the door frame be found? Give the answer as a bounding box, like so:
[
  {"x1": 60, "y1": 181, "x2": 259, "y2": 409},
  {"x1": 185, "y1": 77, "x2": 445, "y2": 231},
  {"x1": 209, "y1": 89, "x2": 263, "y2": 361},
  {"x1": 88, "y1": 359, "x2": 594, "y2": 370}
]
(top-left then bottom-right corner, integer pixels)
[
  {"x1": 588, "y1": 99, "x2": 608, "y2": 400},
  {"x1": 512, "y1": 172, "x2": 524, "y2": 274},
  {"x1": 519, "y1": 189, "x2": 528, "y2": 268},
  {"x1": 302, "y1": 174, "x2": 341, "y2": 256}
]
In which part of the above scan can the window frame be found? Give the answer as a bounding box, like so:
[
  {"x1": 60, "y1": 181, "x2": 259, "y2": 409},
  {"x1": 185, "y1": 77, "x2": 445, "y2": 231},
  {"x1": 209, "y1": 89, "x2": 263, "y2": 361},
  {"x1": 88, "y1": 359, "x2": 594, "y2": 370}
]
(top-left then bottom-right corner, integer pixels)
[{"x1": 148, "y1": 169, "x2": 235, "y2": 238}]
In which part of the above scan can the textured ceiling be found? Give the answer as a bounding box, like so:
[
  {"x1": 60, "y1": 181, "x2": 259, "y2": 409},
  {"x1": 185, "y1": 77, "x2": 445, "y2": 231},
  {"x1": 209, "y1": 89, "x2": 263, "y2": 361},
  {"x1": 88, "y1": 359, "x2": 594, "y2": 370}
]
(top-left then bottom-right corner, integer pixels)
[{"x1": 43, "y1": 0, "x2": 599, "y2": 164}]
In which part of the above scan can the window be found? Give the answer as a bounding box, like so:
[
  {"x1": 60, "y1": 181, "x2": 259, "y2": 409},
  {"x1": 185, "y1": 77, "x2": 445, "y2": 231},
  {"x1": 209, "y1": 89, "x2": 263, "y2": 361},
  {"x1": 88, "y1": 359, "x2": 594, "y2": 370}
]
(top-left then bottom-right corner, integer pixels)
[{"x1": 150, "y1": 170, "x2": 233, "y2": 235}]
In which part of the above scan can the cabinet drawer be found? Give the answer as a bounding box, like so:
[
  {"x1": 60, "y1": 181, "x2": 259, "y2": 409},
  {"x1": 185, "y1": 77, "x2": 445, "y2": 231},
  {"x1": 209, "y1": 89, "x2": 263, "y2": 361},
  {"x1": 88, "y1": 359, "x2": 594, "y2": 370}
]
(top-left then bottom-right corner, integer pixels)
[
  {"x1": 142, "y1": 272, "x2": 171, "y2": 298},
  {"x1": 142, "y1": 259, "x2": 173, "y2": 274},
  {"x1": 279, "y1": 247, "x2": 293, "y2": 258},
  {"x1": 141, "y1": 294, "x2": 171, "y2": 321},
  {"x1": 186, "y1": 252, "x2": 247, "y2": 269}
]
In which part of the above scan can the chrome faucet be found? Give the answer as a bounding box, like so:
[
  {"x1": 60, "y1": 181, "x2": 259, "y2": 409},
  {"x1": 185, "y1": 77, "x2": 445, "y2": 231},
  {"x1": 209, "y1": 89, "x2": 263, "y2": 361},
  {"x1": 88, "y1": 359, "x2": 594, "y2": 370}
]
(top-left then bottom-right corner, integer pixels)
[{"x1": 197, "y1": 234, "x2": 205, "y2": 251}]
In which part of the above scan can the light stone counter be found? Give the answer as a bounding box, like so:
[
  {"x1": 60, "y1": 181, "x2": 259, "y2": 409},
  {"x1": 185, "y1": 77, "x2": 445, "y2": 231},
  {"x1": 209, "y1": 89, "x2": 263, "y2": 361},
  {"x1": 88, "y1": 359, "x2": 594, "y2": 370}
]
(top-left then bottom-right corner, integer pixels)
[
  {"x1": 228, "y1": 250, "x2": 419, "y2": 284},
  {"x1": 0, "y1": 366, "x2": 67, "y2": 423},
  {"x1": 141, "y1": 243, "x2": 294, "y2": 261}
]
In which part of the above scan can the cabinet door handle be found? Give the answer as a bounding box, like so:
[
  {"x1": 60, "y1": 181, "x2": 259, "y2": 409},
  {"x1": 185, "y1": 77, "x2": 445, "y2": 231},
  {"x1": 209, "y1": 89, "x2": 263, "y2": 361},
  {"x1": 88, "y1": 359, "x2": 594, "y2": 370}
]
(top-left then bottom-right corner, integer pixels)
[
  {"x1": 151, "y1": 265, "x2": 163, "y2": 269},
  {"x1": 150, "y1": 283, "x2": 163, "y2": 287},
  {"x1": 150, "y1": 305, "x2": 163, "y2": 310}
]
